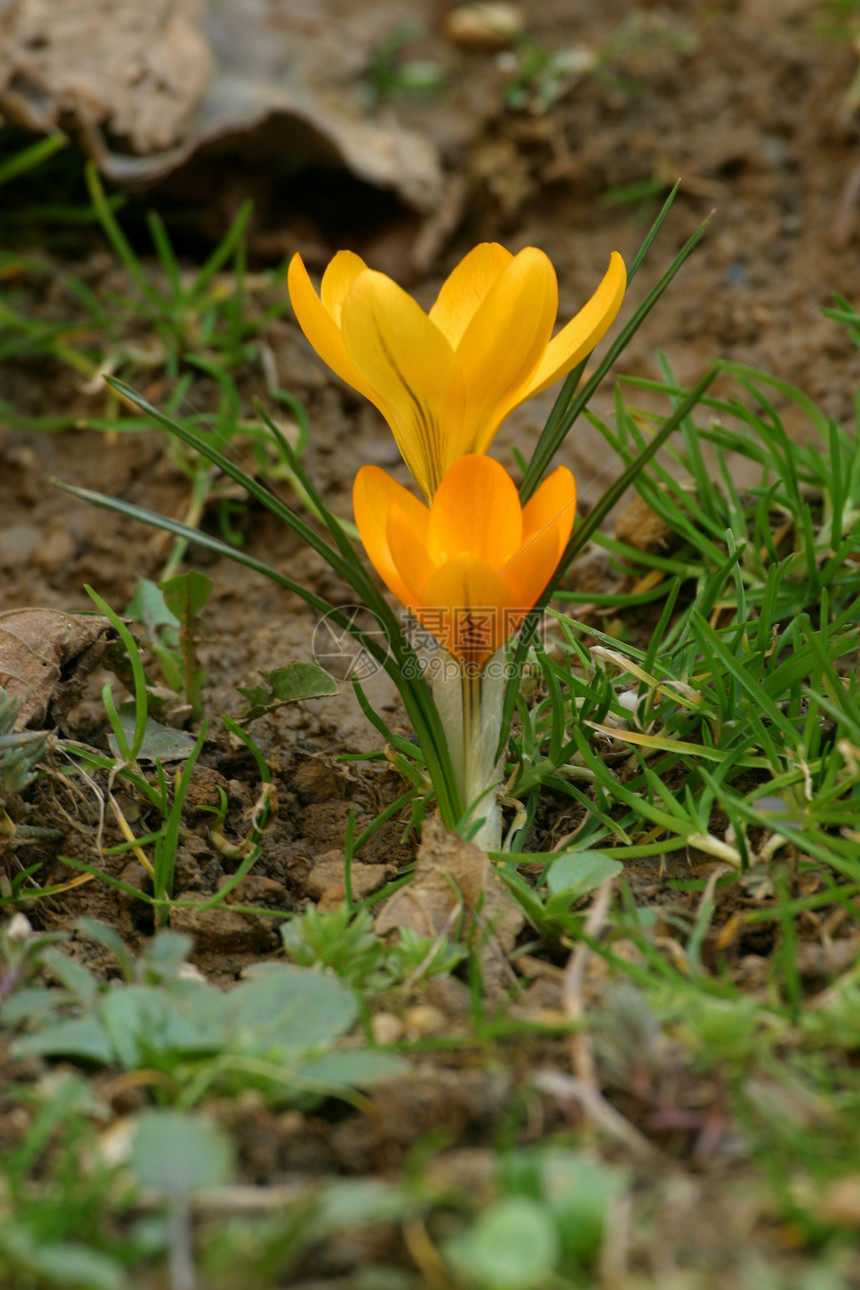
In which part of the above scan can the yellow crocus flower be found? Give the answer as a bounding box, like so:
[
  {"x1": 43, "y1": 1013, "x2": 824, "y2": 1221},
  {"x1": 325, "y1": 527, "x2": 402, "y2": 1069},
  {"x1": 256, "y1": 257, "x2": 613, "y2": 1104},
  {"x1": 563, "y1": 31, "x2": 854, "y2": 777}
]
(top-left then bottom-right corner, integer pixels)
[
  {"x1": 353, "y1": 453, "x2": 576, "y2": 668},
  {"x1": 289, "y1": 243, "x2": 626, "y2": 499}
]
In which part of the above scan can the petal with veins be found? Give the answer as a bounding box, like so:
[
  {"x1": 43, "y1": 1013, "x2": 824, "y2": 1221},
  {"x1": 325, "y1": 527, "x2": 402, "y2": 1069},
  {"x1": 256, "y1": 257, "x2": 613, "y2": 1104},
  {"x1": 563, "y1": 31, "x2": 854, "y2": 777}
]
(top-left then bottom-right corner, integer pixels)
[
  {"x1": 454, "y1": 248, "x2": 558, "y2": 458},
  {"x1": 428, "y1": 242, "x2": 513, "y2": 348},
  {"x1": 342, "y1": 270, "x2": 465, "y2": 499}
]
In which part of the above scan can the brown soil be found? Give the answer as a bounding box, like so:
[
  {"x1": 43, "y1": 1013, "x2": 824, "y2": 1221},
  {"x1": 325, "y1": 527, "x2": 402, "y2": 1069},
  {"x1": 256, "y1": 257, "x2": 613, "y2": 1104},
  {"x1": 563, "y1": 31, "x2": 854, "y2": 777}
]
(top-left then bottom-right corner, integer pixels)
[{"x1": 2, "y1": 1, "x2": 859, "y2": 1284}]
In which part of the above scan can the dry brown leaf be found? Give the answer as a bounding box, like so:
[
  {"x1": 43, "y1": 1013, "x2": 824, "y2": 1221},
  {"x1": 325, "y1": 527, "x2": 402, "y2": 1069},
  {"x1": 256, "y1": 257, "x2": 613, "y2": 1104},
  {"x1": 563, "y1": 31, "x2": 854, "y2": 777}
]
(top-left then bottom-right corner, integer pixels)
[
  {"x1": 374, "y1": 816, "x2": 523, "y2": 998},
  {"x1": 0, "y1": 0, "x2": 214, "y2": 154},
  {"x1": 0, "y1": 608, "x2": 117, "y2": 730},
  {"x1": 614, "y1": 493, "x2": 674, "y2": 554},
  {"x1": 0, "y1": 0, "x2": 443, "y2": 215},
  {"x1": 375, "y1": 816, "x2": 488, "y2": 941}
]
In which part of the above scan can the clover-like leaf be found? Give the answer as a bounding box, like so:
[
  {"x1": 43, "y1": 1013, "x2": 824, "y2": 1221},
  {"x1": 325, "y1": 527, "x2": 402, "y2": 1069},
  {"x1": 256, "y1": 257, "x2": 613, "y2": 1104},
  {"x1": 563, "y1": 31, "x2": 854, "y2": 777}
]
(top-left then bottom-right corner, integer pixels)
[{"x1": 237, "y1": 662, "x2": 337, "y2": 722}]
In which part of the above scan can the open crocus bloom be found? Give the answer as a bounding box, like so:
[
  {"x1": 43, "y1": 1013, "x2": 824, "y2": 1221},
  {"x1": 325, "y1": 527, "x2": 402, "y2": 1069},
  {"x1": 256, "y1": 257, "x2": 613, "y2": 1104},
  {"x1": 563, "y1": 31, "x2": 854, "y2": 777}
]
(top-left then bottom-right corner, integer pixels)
[
  {"x1": 353, "y1": 453, "x2": 576, "y2": 668},
  {"x1": 289, "y1": 243, "x2": 625, "y2": 499}
]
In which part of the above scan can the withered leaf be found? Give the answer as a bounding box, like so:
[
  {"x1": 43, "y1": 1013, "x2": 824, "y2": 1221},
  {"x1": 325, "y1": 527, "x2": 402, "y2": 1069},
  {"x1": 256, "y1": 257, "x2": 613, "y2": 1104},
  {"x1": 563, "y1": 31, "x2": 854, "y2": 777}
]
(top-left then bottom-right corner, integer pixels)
[
  {"x1": 614, "y1": 493, "x2": 674, "y2": 554},
  {"x1": 0, "y1": 609, "x2": 117, "y2": 731},
  {"x1": 0, "y1": 0, "x2": 214, "y2": 155},
  {"x1": 375, "y1": 816, "x2": 523, "y2": 998},
  {"x1": 0, "y1": 0, "x2": 443, "y2": 215},
  {"x1": 375, "y1": 816, "x2": 488, "y2": 941}
]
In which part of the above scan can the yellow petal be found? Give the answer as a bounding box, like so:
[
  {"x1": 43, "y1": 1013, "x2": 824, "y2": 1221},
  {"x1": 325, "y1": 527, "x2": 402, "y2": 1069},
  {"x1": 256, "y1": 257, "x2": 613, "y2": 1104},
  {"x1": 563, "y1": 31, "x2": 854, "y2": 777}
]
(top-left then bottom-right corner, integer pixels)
[
  {"x1": 353, "y1": 465, "x2": 428, "y2": 608},
  {"x1": 522, "y1": 252, "x2": 627, "y2": 398},
  {"x1": 427, "y1": 455, "x2": 522, "y2": 570},
  {"x1": 428, "y1": 242, "x2": 513, "y2": 347},
  {"x1": 503, "y1": 466, "x2": 576, "y2": 606},
  {"x1": 341, "y1": 270, "x2": 466, "y2": 499},
  {"x1": 453, "y1": 247, "x2": 559, "y2": 460},
  {"x1": 320, "y1": 250, "x2": 368, "y2": 323},
  {"x1": 418, "y1": 552, "x2": 521, "y2": 666},
  {"x1": 287, "y1": 254, "x2": 377, "y2": 404}
]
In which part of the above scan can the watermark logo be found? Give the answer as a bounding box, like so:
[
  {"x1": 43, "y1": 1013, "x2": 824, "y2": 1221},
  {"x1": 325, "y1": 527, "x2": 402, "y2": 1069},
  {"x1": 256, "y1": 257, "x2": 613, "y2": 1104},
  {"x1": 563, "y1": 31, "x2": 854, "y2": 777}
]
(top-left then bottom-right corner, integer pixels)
[
  {"x1": 313, "y1": 605, "x2": 547, "y2": 682},
  {"x1": 312, "y1": 605, "x2": 390, "y2": 681}
]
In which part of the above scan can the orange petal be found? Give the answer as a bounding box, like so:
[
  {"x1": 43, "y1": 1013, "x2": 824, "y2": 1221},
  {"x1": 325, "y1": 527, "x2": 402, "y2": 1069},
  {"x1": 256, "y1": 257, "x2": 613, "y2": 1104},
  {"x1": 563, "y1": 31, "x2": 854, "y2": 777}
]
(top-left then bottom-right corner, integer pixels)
[
  {"x1": 418, "y1": 552, "x2": 521, "y2": 666},
  {"x1": 428, "y1": 242, "x2": 513, "y2": 348},
  {"x1": 353, "y1": 465, "x2": 428, "y2": 609},
  {"x1": 522, "y1": 252, "x2": 627, "y2": 398},
  {"x1": 522, "y1": 464, "x2": 577, "y2": 544},
  {"x1": 504, "y1": 466, "x2": 576, "y2": 606},
  {"x1": 388, "y1": 502, "x2": 436, "y2": 609},
  {"x1": 341, "y1": 270, "x2": 466, "y2": 499},
  {"x1": 287, "y1": 254, "x2": 378, "y2": 404},
  {"x1": 453, "y1": 247, "x2": 559, "y2": 460},
  {"x1": 320, "y1": 250, "x2": 368, "y2": 323},
  {"x1": 427, "y1": 455, "x2": 522, "y2": 570}
]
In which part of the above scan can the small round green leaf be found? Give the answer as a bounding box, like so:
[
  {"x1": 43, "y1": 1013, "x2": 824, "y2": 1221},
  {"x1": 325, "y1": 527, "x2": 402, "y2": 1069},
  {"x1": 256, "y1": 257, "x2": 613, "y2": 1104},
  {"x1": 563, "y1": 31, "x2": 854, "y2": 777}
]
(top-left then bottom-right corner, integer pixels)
[
  {"x1": 131, "y1": 1109, "x2": 233, "y2": 1195},
  {"x1": 445, "y1": 1197, "x2": 560, "y2": 1289},
  {"x1": 546, "y1": 851, "x2": 622, "y2": 900}
]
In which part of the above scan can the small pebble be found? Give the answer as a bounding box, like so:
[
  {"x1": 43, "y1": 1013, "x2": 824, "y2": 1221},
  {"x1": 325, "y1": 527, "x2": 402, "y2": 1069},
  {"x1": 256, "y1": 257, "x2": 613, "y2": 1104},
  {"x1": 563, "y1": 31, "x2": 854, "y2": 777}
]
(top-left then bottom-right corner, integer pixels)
[
  {"x1": 442, "y1": 3, "x2": 523, "y2": 51},
  {"x1": 371, "y1": 1011, "x2": 404, "y2": 1045},
  {"x1": 0, "y1": 524, "x2": 43, "y2": 566},
  {"x1": 6, "y1": 913, "x2": 33, "y2": 942},
  {"x1": 403, "y1": 1004, "x2": 447, "y2": 1037}
]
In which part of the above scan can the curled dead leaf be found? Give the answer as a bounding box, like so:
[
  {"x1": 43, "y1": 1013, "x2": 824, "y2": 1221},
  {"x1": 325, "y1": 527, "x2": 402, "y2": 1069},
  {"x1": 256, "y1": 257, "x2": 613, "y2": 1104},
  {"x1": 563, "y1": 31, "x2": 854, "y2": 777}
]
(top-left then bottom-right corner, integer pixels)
[
  {"x1": 375, "y1": 816, "x2": 488, "y2": 941},
  {"x1": 0, "y1": 0, "x2": 214, "y2": 155},
  {"x1": 0, "y1": 608, "x2": 117, "y2": 730},
  {"x1": 614, "y1": 493, "x2": 674, "y2": 554},
  {"x1": 0, "y1": 0, "x2": 443, "y2": 215},
  {"x1": 375, "y1": 816, "x2": 523, "y2": 998}
]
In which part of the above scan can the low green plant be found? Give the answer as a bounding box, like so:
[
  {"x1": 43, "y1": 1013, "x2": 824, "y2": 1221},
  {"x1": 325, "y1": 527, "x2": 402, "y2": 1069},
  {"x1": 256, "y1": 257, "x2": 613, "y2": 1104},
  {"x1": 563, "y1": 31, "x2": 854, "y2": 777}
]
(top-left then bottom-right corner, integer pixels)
[
  {"x1": 84, "y1": 162, "x2": 271, "y2": 375},
  {"x1": 236, "y1": 660, "x2": 338, "y2": 723},
  {"x1": 282, "y1": 904, "x2": 467, "y2": 992},
  {"x1": 125, "y1": 570, "x2": 214, "y2": 720},
  {"x1": 0, "y1": 1072, "x2": 133, "y2": 1290},
  {"x1": 500, "y1": 11, "x2": 696, "y2": 115},
  {"x1": 2, "y1": 145, "x2": 275, "y2": 399},
  {"x1": 367, "y1": 24, "x2": 447, "y2": 102},
  {"x1": 499, "y1": 355, "x2": 860, "y2": 890},
  {"x1": 200, "y1": 1177, "x2": 418, "y2": 1290},
  {"x1": 495, "y1": 848, "x2": 622, "y2": 944},
  {"x1": 444, "y1": 1146, "x2": 628, "y2": 1289},
  {"x1": 1, "y1": 921, "x2": 402, "y2": 1107},
  {"x1": 501, "y1": 36, "x2": 596, "y2": 114},
  {"x1": 0, "y1": 130, "x2": 68, "y2": 190},
  {"x1": 2, "y1": 149, "x2": 330, "y2": 572},
  {"x1": 0, "y1": 915, "x2": 67, "y2": 1005},
  {"x1": 0, "y1": 688, "x2": 50, "y2": 800},
  {"x1": 46, "y1": 588, "x2": 215, "y2": 924}
]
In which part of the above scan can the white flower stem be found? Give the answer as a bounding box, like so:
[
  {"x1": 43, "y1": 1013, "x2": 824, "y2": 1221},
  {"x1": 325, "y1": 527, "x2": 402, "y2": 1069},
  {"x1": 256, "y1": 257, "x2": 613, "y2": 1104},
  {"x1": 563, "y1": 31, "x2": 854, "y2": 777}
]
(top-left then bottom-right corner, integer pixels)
[{"x1": 431, "y1": 648, "x2": 505, "y2": 851}]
